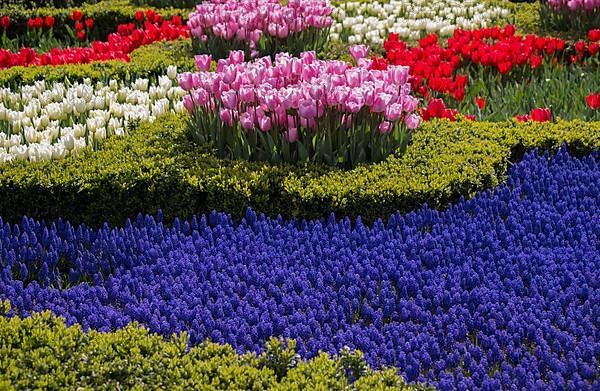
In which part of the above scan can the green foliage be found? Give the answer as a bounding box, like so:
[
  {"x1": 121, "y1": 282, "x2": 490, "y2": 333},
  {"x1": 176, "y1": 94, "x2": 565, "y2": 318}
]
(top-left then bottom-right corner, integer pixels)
[
  {"x1": 0, "y1": 0, "x2": 189, "y2": 44},
  {"x1": 0, "y1": 309, "x2": 423, "y2": 390},
  {"x1": 0, "y1": 112, "x2": 597, "y2": 227},
  {"x1": 0, "y1": 38, "x2": 195, "y2": 88},
  {"x1": 454, "y1": 60, "x2": 600, "y2": 121},
  {"x1": 188, "y1": 106, "x2": 412, "y2": 168}
]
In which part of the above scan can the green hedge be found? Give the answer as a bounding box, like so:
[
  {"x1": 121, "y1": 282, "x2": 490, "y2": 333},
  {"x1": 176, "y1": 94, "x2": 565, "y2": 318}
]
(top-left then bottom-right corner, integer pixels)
[
  {"x1": 0, "y1": 0, "x2": 190, "y2": 43},
  {"x1": 0, "y1": 113, "x2": 597, "y2": 227},
  {"x1": 0, "y1": 38, "x2": 195, "y2": 87},
  {"x1": 0, "y1": 302, "x2": 423, "y2": 390}
]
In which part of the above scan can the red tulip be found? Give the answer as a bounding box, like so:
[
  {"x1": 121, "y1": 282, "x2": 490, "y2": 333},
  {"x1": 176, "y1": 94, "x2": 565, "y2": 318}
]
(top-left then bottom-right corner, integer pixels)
[
  {"x1": 475, "y1": 97, "x2": 485, "y2": 110},
  {"x1": 71, "y1": 10, "x2": 83, "y2": 22},
  {"x1": 586, "y1": 93, "x2": 600, "y2": 109},
  {"x1": 530, "y1": 108, "x2": 551, "y2": 122},
  {"x1": 575, "y1": 41, "x2": 586, "y2": 54},
  {"x1": 44, "y1": 16, "x2": 55, "y2": 29},
  {"x1": 588, "y1": 29, "x2": 600, "y2": 42},
  {"x1": 135, "y1": 10, "x2": 145, "y2": 23},
  {"x1": 0, "y1": 16, "x2": 190, "y2": 71},
  {"x1": 515, "y1": 114, "x2": 530, "y2": 122},
  {"x1": 0, "y1": 16, "x2": 10, "y2": 29},
  {"x1": 85, "y1": 18, "x2": 94, "y2": 30},
  {"x1": 530, "y1": 55, "x2": 542, "y2": 68}
]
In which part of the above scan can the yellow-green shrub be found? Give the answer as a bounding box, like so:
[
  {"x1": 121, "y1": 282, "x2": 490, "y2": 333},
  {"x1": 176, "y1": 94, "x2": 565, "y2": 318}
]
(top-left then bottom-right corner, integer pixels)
[
  {"x1": 0, "y1": 301, "x2": 423, "y2": 390},
  {"x1": 0, "y1": 115, "x2": 597, "y2": 226}
]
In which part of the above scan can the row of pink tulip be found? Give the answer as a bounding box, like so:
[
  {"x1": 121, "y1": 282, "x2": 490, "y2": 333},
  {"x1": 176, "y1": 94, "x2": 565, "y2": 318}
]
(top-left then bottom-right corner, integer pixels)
[
  {"x1": 187, "y1": 0, "x2": 332, "y2": 59},
  {"x1": 178, "y1": 47, "x2": 421, "y2": 167}
]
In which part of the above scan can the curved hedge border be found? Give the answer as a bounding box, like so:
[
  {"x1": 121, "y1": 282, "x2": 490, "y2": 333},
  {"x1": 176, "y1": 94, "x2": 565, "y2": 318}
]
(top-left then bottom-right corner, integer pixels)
[
  {"x1": 0, "y1": 113, "x2": 597, "y2": 227},
  {"x1": 0, "y1": 39, "x2": 195, "y2": 87},
  {"x1": 0, "y1": 302, "x2": 423, "y2": 390}
]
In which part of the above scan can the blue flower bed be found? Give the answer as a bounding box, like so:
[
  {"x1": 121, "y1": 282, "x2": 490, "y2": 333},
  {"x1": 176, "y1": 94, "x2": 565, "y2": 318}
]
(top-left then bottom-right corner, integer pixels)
[{"x1": 1, "y1": 148, "x2": 598, "y2": 390}]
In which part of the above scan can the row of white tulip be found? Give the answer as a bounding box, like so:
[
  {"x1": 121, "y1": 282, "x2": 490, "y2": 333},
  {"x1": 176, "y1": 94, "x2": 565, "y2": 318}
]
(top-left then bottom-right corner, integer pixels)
[
  {"x1": 0, "y1": 66, "x2": 186, "y2": 166},
  {"x1": 330, "y1": 0, "x2": 510, "y2": 44}
]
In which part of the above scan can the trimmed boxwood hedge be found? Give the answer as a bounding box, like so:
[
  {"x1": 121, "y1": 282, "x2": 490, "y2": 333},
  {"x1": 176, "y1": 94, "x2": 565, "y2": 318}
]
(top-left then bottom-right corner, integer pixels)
[
  {"x1": 0, "y1": 301, "x2": 423, "y2": 390},
  {"x1": 0, "y1": 39, "x2": 195, "y2": 87},
  {"x1": 0, "y1": 113, "x2": 597, "y2": 227}
]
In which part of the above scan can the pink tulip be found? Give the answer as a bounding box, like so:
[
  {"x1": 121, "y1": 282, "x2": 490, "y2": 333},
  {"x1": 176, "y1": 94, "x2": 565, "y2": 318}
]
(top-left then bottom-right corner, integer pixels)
[
  {"x1": 183, "y1": 95, "x2": 195, "y2": 113},
  {"x1": 222, "y1": 90, "x2": 238, "y2": 110},
  {"x1": 220, "y1": 108, "x2": 234, "y2": 126},
  {"x1": 178, "y1": 73, "x2": 194, "y2": 91},
  {"x1": 228, "y1": 50, "x2": 245, "y2": 64},
  {"x1": 299, "y1": 99, "x2": 317, "y2": 119},
  {"x1": 349, "y1": 44, "x2": 369, "y2": 61},
  {"x1": 388, "y1": 66, "x2": 409, "y2": 85},
  {"x1": 345, "y1": 69, "x2": 361, "y2": 88},
  {"x1": 240, "y1": 111, "x2": 255, "y2": 131},
  {"x1": 195, "y1": 55, "x2": 212, "y2": 72},
  {"x1": 193, "y1": 88, "x2": 210, "y2": 106},
  {"x1": 277, "y1": 24, "x2": 289, "y2": 39},
  {"x1": 405, "y1": 113, "x2": 421, "y2": 130},
  {"x1": 284, "y1": 127, "x2": 298, "y2": 143},
  {"x1": 385, "y1": 103, "x2": 403, "y2": 121},
  {"x1": 379, "y1": 121, "x2": 392, "y2": 134},
  {"x1": 373, "y1": 93, "x2": 393, "y2": 113},
  {"x1": 402, "y1": 96, "x2": 419, "y2": 113},
  {"x1": 259, "y1": 116, "x2": 271, "y2": 132},
  {"x1": 239, "y1": 85, "x2": 255, "y2": 103}
]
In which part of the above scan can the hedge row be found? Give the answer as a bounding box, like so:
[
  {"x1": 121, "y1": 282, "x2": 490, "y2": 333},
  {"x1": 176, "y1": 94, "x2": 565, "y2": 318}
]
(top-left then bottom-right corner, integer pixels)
[
  {"x1": 0, "y1": 302, "x2": 422, "y2": 390},
  {"x1": 0, "y1": 0, "x2": 190, "y2": 41},
  {"x1": 0, "y1": 38, "x2": 195, "y2": 87},
  {"x1": 0, "y1": 113, "x2": 597, "y2": 227}
]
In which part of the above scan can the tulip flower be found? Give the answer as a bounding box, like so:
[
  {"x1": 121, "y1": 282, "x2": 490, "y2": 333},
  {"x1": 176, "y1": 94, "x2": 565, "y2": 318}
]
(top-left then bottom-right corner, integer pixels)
[
  {"x1": 0, "y1": 71, "x2": 186, "y2": 166},
  {"x1": 530, "y1": 108, "x2": 551, "y2": 122},
  {"x1": 349, "y1": 44, "x2": 369, "y2": 61},
  {"x1": 188, "y1": 0, "x2": 332, "y2": 58},
  {"x1": 475, "y1": 97, "x2": 485, "y2": 110},
  {"x1": 585, "y1": 93, "x2": 600, "y2": 109},
  {"x1": 183, "y1": 49, "x2": 420, "y2": 167}
]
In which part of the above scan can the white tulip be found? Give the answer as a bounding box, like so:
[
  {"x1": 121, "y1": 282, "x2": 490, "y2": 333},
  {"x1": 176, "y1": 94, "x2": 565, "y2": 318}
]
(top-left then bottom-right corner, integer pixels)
[
  {"x1": 167, "y1": 65, "x2": 178, "y2": 80},
  {"x1": 63, "y1": 133, "x2": 75, "y2": 151},
  {"x1": 51, "y1": 144, "x2": 67, "y2": 159}
]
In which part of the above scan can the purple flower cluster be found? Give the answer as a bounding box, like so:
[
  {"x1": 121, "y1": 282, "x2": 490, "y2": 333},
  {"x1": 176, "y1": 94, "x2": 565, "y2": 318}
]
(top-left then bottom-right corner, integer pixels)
[{"x1": 1, "y1": 149, "x2": 598, "y2": 390}]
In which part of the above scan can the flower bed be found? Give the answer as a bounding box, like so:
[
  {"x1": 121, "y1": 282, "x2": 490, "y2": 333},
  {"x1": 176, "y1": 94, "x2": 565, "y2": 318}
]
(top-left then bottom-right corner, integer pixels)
[
  {"x1": 187, "y1": 0, "x2": 332, "y2": 58},
  {"x1": 181, "y1": 48, "x2": 420, "y2": 167},
  {"x1": 540, "y1": 0, "x2": 600, "y2": 32},
  {"x1": 0, "y1": 68, "x2": 185, "y2": 165},
  {"x1": 371, "y1": 26, "x2": 600, "y2": 121},
  {"x1": 1, "y1": 149, "x2": 598, "y2": 389},
  {"x1": 330, "y1": 0, "x2": 509, "y2": 44},
  {"x1": 0, "y1": 14, "x2": 188, "y2": 69},
  {"x1": 0, "y1": 0, "x2": 599, "y2": 389}
]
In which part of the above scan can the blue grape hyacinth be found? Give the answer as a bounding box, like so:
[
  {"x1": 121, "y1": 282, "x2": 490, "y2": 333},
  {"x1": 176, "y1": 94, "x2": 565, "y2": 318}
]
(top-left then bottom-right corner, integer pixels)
[{"x1": 0, "y1": 148, "x2": 598, "y2": 390}]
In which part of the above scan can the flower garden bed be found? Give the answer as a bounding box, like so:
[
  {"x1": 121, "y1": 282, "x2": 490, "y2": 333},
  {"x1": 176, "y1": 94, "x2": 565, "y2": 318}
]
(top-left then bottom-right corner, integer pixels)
[{"x1": 0, "y1": 0, "x2": 598, "y2": 389}]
